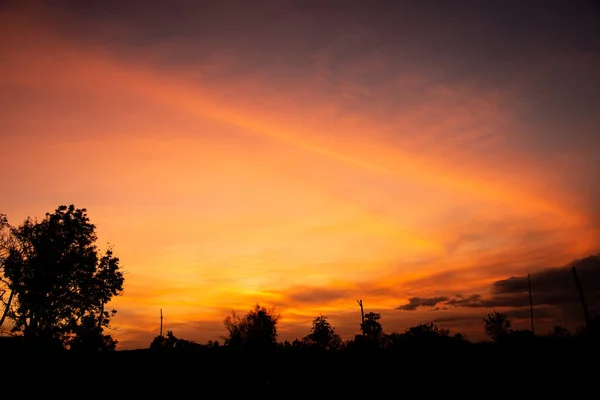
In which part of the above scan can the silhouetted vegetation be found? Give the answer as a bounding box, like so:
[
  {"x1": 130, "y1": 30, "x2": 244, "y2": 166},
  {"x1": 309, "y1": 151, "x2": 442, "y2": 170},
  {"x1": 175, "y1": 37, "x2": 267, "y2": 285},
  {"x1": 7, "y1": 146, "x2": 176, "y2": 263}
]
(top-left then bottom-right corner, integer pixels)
[
  {"x1": 303, "y1": 315, "x2": 342, "y2": 350},
  {"x1": 483, "y1": 310, "x2": 512, "y2": 342},
  {"x1": 149, "y1": 330, "x2": 203, "y2": 351},
  {"x1": 223, "y1": 304, "x2": 281, "y2": 350},
  {"x1": 1, "y1": 205, "x2": 599, "y2": 368},
  {"x1": 0, "y1": 206, "x2": 123, "y2": 351}
]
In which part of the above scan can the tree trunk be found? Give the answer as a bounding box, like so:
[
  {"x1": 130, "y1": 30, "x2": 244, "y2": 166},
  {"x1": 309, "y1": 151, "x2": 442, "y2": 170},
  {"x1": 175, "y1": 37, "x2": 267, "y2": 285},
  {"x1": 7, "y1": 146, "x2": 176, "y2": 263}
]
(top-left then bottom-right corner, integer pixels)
[{"x1": 0, "y1": 288, "x2": 14, "y2": 329}]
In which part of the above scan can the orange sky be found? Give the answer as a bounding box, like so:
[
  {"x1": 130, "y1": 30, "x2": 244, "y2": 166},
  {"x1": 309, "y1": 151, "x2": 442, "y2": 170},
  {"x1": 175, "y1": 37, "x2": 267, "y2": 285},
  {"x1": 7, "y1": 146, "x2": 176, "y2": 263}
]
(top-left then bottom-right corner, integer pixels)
[{"x1": 1, "y1": 2, "x2": 599, "y2": 348}]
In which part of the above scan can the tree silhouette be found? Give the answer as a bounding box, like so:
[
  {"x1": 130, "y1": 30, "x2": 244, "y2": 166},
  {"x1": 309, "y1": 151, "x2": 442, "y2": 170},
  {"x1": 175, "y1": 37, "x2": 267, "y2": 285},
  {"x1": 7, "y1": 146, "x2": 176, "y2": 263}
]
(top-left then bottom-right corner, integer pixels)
[
  {"x1": 150, "y1": 330, "x2": 200, "y2": 351},
  {"x1": 361, "y1": 312, "x2": 383, "y2": 342},
  {"x1": 549, "y1": 325, "x2": 571, "y2": 338},
  {"x1": 304, "y1": 315, "x2": 341, "y2": 350},
  {"x1": 404, "y1": 322, "x2": 450, "y2": 339},
  {"x1": 383, "y1": 322, "x2": 463, "y2": 351},
  {"x1": 69, "y1": 313, "x2": 117, "y2": 352},
  {"x1": 0, "y1": 205, "x2": 124, "y2": 350},
  {"x1": 223, "y1": 310, "x2": 245, "y2": 347},
  {"x1": 223, "y1": 304, "x2": 281, "y2": 350},
  {"x1": 149, "y1": 333, "x2": 170, "y2": 350},
  {"x1": 483, "y1": 310, "x2": 512, "y2": 342},
  {"x1": 0, "y1": 213, "x2": 13, "y2": 331}
]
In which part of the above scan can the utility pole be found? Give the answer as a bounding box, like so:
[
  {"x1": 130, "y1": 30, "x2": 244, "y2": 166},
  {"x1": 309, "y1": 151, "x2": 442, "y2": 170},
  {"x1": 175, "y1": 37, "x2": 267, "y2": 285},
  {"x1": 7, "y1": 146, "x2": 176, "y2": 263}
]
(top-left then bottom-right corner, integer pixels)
[
  {"x1": 160, "y1": 308, "x2": 163, "y2": 337},
  {"x1": 528, "y1": 274, "x2": 534, "y2": 335},
  {"x1": 357, "y1": 300, "x2": 364, "y2": 334},
  {"x1": 571, "y1": 266, "x2": 592, "y2": 327}
]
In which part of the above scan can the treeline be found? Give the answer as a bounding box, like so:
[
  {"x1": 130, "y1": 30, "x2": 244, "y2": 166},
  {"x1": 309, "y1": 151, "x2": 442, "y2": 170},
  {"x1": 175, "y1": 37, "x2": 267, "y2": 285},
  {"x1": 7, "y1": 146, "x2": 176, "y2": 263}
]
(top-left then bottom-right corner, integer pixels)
[
  {"x1": 1, "y1": 205, "x2": 598, "y2": 353},
  {"x1": 147, "y1": 304, "x2": 600, "y2": 354}
]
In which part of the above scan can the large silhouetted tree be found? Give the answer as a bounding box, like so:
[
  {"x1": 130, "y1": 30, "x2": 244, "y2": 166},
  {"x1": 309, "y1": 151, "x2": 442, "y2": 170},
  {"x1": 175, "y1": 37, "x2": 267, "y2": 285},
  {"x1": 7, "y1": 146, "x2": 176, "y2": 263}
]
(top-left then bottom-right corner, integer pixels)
[
  {"x1": 304, "y1": 315, "x2": 341, "y2": 350},
  {"x1": 0, "y1": 213, "x2": 13, "y2": 331},
  {"x1": 0, "y1": 205, "x2": 124, "y2": 350},
  {"x1": 223, "y1": 304, "x2": 280, "y2": 350},
  {"x1": 483, "y1": 311, "x2": 512, "y2": 342},
  {"x1": 69, "y1": 313, "x2": 118, "y2": 351}
]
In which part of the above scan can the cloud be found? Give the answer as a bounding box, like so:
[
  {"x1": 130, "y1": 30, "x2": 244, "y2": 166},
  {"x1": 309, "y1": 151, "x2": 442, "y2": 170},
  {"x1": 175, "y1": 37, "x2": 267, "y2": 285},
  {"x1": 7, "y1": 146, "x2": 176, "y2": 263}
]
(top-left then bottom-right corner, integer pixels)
[
  {"x1": 432, "y1": 314, "x2": 482, "y2": 324},
  {"x1": 505, "y1": 306, "x2": 557, "y2": 321},
  {"x1": 492, "y1": 255, "x2": 600, "y2": 297},
  {"x1": 279, "y1": 283, "x2": 400, "y2": 311},
  {"x1": 396, "y1": 297, "x2": 449, "y2": 311},
  {"x1": 398, "y1": 239, "x2": 596, "y2": 296},
  {"x1": 286, "y1": 287, "x2": 352, "y2": 306},
  {"x1": 444, "y1": 294, "x2": 485, "y2": 308},
  {"x1": 439, "y1": 293, "x2": 533, "y2": 309},
  {"x1": 399, "y1": 255, "x2": 600, "y2": 328}
]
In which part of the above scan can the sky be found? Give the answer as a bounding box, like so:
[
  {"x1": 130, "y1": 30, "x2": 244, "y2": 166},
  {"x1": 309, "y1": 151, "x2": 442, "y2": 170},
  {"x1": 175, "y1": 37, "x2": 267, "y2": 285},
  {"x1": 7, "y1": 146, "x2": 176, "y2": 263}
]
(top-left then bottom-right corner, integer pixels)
[{"x1": 1, "y1": 0, "x2": 599, "y2": 349}]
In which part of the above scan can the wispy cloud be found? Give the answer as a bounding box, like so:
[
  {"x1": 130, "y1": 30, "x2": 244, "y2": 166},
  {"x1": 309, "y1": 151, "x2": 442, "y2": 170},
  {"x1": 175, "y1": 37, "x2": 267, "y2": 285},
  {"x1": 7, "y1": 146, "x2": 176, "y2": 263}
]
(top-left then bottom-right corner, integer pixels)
[{"x1": 398, "y1": 255, "x2": 600, "y2": 334}]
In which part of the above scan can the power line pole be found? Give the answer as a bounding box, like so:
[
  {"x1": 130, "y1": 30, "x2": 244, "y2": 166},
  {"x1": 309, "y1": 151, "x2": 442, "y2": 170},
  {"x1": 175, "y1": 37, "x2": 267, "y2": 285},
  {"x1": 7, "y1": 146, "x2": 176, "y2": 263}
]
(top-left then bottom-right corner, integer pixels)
[
  {"x1": 357, "y1": 300, "x2": 364, "y2": 334},
  {"x1": 160, "y1": 308, "x2": 163, "y2": 337},
  {"x1": 528, "y1": 274, "x2": 534, "y2": 335},
  {"x1": 571, "y1": 266, "x2": 592, "y2": 327}
]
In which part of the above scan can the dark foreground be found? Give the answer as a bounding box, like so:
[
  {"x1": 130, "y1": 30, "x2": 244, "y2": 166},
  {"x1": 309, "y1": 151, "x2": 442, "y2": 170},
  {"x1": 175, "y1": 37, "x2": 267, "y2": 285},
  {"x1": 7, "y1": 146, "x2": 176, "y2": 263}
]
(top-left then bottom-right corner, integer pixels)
[{"x1": 4, "y1": 344, "x2": 598, "y2": 397}]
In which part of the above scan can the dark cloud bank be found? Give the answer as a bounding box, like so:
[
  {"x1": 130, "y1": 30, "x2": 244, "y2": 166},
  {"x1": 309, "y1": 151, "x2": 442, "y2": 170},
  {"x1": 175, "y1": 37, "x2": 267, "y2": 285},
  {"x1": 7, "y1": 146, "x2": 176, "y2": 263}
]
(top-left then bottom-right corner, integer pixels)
[{"x1": 397, "y1": 254, "x2": 600, "y2": 327}]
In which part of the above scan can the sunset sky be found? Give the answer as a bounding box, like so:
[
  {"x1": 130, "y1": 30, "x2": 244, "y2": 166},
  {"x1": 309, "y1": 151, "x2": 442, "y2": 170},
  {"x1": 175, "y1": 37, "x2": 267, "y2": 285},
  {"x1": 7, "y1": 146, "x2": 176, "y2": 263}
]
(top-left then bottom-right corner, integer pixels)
[{"x1": 1, "y1": 0, "x2": 599, "y2": 349}]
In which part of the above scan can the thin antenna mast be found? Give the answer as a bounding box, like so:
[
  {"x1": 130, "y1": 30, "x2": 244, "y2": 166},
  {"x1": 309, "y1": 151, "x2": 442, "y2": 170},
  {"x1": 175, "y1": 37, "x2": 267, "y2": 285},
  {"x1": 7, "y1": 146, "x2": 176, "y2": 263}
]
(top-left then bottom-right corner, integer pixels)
[
  {"x1": 528, "y1": 274, "x2": 534, "y2": 335},
  {"x1": 160, "y1": 308, "x2": 163, "y2": 337},
  {"x1": 572, "y1": 266, "x2": 592, "y2": 327},
  {"x1": 357, "y1": 300, "x2": 364, "y2": 334}
]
